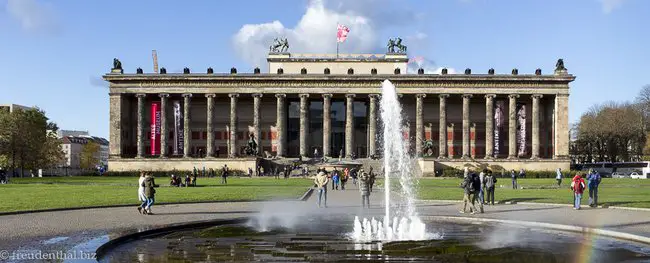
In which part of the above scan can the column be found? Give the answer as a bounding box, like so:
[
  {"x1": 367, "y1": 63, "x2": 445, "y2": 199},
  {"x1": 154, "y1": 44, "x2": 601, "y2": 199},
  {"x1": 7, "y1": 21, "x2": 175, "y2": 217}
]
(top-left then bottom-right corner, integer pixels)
[
  {"x1": 415, "y1": 94, "x2": 426, "y2": 157},
  {"x1": 229, "y1": 93, "x2": 239, "y2": 158},
  {"x1": 462, "y1": 94, "x2": 472, "y2": 158},
  {"x1": 438, "y1": 94, "x2": 449, "y2": 158},
  {"x1": 322, "y1": 94, "x2": 332, "y2": 157},
  {"x1": 253, "y1": 94, "x2": 263, "y2": 156},
  {"x1": 159, "y1": 94, "x2": 169, "y2": 158},
  {"x1": 205, "y1": 94, "x2": 215, "y2": 157},
  {"x1": 109, "y1": 93, "x2": 123, "y2": 158},
  {"x1": 484, "y1": 94, "x2": 496, "y2": 159},
  {"x1": 555, "y1": 94, "x2": 570, "y2": 159},
  {"x1": 299, "y1": 94, "x2": 310, "y2": 157},
  {"x1": 183, "y1": 93, "x2": 192, "y2": 158},
  {"x1": 508, "y1": 94, "x2": 519, "y2": 159},
  {"x1": 136, "y1": 93, "x2": 146, "y2": 158},
  {"x1": 368, "y1": 94, "x2": 379, "y2": 158},
  {"x1": 345, "y1": 94, "x2": 356, "y2": 158},
  {"x1": 531, "y1": 94, "x2": 543, "y2": 159},
  {"x1": 276, "y1": 94, "x2": 286, "y2": 157}
]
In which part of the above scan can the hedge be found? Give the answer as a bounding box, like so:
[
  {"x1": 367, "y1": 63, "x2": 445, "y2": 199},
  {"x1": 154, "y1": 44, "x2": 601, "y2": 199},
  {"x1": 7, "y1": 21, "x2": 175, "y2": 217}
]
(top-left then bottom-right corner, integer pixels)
[
  {"x1": 440, "y1": 167, "x2": 581, "y2": 179},
  {"x1": 100, "y1": 169, "x2": 247, "y2": 177}
]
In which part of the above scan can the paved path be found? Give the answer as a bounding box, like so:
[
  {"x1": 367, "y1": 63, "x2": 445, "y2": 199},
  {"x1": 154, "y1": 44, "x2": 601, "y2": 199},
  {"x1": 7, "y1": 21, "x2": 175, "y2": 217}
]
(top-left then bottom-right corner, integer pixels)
[{"x1": 0, "y1": 182, "x2": 649, "y2": 259}]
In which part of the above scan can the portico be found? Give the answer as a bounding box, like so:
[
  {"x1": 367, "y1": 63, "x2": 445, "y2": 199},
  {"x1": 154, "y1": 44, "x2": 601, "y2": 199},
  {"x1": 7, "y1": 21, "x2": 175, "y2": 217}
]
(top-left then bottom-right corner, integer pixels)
[{"x1": 104, "y1": 53, "x2": 574, "y2": 173}]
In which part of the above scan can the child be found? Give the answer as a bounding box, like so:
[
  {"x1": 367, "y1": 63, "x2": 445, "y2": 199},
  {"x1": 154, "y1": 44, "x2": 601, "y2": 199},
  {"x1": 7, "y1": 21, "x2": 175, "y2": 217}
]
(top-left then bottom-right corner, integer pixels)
[
  {"x1": 570, "y1": 174, "x2": 586, "y2": 210},
  {"x1": 333, "y1": 172, "x2": 340, "y2": 190}
]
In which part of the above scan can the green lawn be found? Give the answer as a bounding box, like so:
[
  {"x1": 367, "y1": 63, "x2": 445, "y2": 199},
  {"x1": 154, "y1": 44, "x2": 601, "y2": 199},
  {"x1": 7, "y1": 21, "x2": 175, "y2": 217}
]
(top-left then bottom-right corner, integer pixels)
[
  {"x1": 413, "y1": 178, "x2": 650, "y2": 208},
  {"x1": 0, "y1": 177, "x2": 312, "y2": 213}
]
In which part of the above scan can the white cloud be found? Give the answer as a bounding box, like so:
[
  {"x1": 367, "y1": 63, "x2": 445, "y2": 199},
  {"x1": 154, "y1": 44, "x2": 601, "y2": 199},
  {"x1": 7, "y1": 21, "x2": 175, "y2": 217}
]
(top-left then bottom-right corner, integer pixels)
[
  {"x1": 5, "y1": 0, "x2": 60, "y2": 34},
  {"x1": 232, "y1": 0, "x2": 419, "y2": 68},
  {"x1": 600, "y1": 0, "x2": 624, "y2": 14},
  {"x1": 406, "y1": 56, "x2": 456, "y2": 75}
]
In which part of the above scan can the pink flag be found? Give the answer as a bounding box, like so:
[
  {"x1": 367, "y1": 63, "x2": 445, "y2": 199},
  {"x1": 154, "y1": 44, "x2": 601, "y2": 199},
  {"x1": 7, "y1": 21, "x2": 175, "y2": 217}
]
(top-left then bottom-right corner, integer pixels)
[{"x1": 337, "y1": 24, "x2": 350, "y2": 43}]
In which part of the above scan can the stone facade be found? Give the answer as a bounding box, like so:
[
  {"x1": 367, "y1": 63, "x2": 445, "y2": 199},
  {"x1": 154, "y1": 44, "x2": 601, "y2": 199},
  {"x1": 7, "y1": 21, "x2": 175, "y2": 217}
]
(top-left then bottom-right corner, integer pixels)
[{"x1": 104, "y1": 53, "x2": 574, "y2": 173}]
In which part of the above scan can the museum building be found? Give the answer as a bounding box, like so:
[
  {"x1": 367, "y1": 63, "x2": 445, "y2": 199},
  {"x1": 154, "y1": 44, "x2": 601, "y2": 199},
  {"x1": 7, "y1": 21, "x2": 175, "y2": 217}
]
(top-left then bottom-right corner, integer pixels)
[{"x1": 103, "y1": 51, "x2": 574, "y2": 174}]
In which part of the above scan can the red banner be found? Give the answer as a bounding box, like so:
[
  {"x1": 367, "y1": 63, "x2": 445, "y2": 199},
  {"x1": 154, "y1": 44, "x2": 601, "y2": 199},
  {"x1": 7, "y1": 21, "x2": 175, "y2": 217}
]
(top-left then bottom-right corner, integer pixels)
[{"x1": 150, "y1": 102, "x2": 161, "y2": 155}]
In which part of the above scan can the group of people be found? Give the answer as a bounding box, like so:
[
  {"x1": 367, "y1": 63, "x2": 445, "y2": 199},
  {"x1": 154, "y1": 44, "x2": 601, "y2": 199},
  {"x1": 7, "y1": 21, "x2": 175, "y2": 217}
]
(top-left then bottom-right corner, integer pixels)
[
  {"x1": 137, "y1": 172, "x2": 159, "y2": 215},
  {"x1": 570, "y1": 169, "x2": 602, "y2": 209},
  {"x1": 312, "y1": 166, "x2": 376, "y2": 208},
  {"x1": 169, "y1": 174, "x2": 197, "y2": 187},
  {"x1": 460, "y1": 168, "x2": 498, "y2": 214}
]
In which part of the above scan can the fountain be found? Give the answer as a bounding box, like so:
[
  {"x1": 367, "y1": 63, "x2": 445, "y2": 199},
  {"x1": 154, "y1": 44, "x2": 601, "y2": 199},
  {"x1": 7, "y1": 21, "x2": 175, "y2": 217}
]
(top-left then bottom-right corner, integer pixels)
[{"x1": 351, "y1": 79, "x2": 427, "y2": 242}]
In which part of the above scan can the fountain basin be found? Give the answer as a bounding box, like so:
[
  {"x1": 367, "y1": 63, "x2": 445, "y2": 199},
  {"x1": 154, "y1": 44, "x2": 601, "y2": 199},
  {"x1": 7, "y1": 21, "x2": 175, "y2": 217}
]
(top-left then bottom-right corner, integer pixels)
[{"x1": 99, "y1": 215, "x2": 650, "y2": 262}]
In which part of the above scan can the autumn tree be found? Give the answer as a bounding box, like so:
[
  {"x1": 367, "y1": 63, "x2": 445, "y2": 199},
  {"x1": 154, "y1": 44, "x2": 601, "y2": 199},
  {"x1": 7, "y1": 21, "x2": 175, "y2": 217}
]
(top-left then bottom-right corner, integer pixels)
[{"x1": 80, "y1": 141, "x2": 100, "y2": 169}]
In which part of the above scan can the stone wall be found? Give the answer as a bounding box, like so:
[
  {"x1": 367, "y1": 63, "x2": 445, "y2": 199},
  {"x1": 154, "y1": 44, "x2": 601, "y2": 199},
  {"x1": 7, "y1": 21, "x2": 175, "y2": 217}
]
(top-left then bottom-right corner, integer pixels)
[{"x1": 108, "y1": 158, "x2": 258, "y2": 172}]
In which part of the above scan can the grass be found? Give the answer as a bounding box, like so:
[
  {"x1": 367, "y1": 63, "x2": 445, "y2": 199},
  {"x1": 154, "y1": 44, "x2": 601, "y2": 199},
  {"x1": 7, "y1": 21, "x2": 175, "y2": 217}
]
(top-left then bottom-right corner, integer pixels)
[
  {"x1": 1, "y1": 176, "x2": 649, "y2": 213},
  {"x1": 0, "y1": 177, "x2": 312, "y2": 213},
  {"x1": 413, "y1": 178, "x2": 650, "y2": 208}
]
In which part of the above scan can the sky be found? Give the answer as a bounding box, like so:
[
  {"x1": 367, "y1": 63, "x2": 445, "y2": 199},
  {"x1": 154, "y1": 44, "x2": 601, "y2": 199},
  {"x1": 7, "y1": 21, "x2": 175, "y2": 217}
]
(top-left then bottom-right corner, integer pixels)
[{"x1": 0, "y1": 0, "x2": 648, "y2": 139}]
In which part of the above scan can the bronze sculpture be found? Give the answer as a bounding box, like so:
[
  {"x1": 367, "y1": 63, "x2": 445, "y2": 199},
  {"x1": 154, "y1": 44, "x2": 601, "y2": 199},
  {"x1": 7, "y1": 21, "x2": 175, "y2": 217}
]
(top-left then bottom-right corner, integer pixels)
[
  {"x1": 183, "y1": 67, "x2": 190, "y2": 74},
  {"x1": 555, "y1": 59, "x2": 567, "y2": 71},
  {"x1": 244, "y1": 134, "x2": 258, "y2": 156},
  {"x1": 387, "y1": 38, "x2": 407, "y2": 53},
  {"x1": 112, "y1": 58, "x2": 122, "y2": 70},
  {"x1": 269, "y1": 38, "x2": 289, "y2": 53}
]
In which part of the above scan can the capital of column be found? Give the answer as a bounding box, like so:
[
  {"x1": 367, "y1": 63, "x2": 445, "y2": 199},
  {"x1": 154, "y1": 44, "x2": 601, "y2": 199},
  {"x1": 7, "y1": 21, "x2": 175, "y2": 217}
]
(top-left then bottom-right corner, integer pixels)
[
  {"x1": 322, "y1": 93, "x2": 333, "y2": 99},
  {"x1": 182, "y1": 93, "x2": 192, "y2": 98},
  {"x1": 531, "y1": 94, "x2": 544, "y2": 99},
  {"x1": 275, "y1": 93, "x2": 286, "y2": 98},
  {"x1": 205, "y1": 93, "x2": 216, "y2": 98},
  {"x1": 508, "y1": 94, "x2": 520, "y2": 99},
  {"x1": 159, "y1": 93, "x2": 170, "y2": 98},
  {"x1": 462, "y1": 94, "x2": 473, "y2": 99},
  {"x1": 439, "y1": 94, "x2": 450, "y2": 99},
  {"x1": 345, "y1": 94, "x2": 356, "y2": 99},
  {"x1": 299, "y1": 93, "x2": 310, "y2": 98},
  {"x1": 228, "y1": 93, "x2": 239, "y2": 98},
  {"x1": 252, "y1": 93, "x2": 263, "y2": 98},
  {"x1": 416, "y1": 94, "x2": 426, "y2": 99},
  {"x1": 136, "y1": 93, "x2": 146, "y2": 98},
  {"x1": 484, "y1": 94, "x2": 496, "y2": 99},
  {"x1": 368, "y1": 94, "x2": 380, "y2": 99}
]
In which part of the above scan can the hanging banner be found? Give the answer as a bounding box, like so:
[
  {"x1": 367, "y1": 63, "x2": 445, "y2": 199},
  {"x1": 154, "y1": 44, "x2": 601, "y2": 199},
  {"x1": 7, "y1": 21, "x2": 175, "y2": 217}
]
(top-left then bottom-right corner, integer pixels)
[
  {"x1": 494, "y1": 101, "x2": 505, "y2": 156},
  {"x1": 150, "y1": 102, "x2": 161, "y2": 155},
  {"x1": 173, "y1": 101, "x2": 184, "y2": 155},
  {"x1": 517, "y1": 104, "x2": 527, "y2": 157}
]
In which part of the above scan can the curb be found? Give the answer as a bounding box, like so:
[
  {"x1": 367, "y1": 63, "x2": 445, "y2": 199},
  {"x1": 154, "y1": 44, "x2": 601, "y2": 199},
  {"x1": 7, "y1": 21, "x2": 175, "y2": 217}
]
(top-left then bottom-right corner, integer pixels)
[
  {"x1": 95, "y1": 217, "x2": 248, "y2": 260},
  {"x1": 0, "y1": 199, "x2": 296, "y2": 217},
  {"x1": 418, "y1": 199, "x2": 650, "y2": 211},
  {"x1": 423, "y1": 216, "x2": 650, "y2": 245},
  {"x1": 299, "y1": 188, "x2": 314, "y2": 201}
]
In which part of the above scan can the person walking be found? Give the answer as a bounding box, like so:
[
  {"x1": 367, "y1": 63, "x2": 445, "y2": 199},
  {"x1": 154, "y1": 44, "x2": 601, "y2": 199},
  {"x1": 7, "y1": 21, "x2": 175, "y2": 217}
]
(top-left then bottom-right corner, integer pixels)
[
  {"x1": 221, "y1": 165, "x2": 229, "y2": 184},
  {"x1": 332, "y1": 171, "x2": 340, "y2": 190},
  {"x1": 314, "y1": 171, "x2": 329, "y2": 208},
  {"x1": 460, "y1": 172, "x2": 478, "y2": 214},
  {"x1": 510, "y1": 169, "x2": 518, "y2": 189},
  {"x1": 479, "y1": 169, "x2": 486, "y2": 205},
  {"x1": 556, "y1": 168, "x2": 563, "y2": 187},
  {"x1": 470, "y1": 172, "x2": 484, "y2": 213},
  {"x1": 137, "y1": 172, "x2": 147, "y2": 214},
  {"x1": 587, "y1": 170, "x2": 602, "y2": 207},
  {"x1": 248, "y1": 167, "x2": 253, "y2": 178},
  {"x1": 368, "y1": 168, "x2": 376, "y2": 192},
  {"x1": 485, "y1": 170, "x2": 497, "y2": 205},
  {"x1": 142, "y1": 173, "x2": 159, "y2": 215},
  {"x1": 359, "y1": 172, "x2": 371, "y2": 208},
  {"x1": 341, "y1": 168, "x2": 348, "y2": 190},
  {"x1": 570, "y1": 174, "x2": 586, "y2": 210}
]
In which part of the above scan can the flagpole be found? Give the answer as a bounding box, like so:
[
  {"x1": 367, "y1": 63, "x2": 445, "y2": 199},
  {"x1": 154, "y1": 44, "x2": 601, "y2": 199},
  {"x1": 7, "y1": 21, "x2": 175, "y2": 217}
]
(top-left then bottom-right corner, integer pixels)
[{"x1": 336, "y1": 22, "x2": 339, "y2": 59}]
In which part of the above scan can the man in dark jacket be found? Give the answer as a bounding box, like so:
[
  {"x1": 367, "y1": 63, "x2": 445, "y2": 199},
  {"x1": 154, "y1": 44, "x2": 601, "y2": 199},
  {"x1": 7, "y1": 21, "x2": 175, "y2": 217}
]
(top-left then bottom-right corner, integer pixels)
[
  {"x1": 359, "y1": 172, "x2": 371, "y2": 208},
  {"x1": 460, "y1": 172, "x2": 478, "y2": 214},
  {"x1": 470, "y1": 172, "x2": 484, "y2": 213},
  {"x1": 221, "y1": 165, "x2": 229, "y2": 184},
  {"x1": 484, "y1": 171, "x2": 497, "y2": 205}
]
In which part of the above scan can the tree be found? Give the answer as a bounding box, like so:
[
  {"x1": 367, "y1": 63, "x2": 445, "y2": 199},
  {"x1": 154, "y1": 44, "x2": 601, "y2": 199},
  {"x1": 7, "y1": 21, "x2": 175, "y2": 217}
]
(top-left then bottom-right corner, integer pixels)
[
  {"x1": 0, "y1": 108, "x2": 64, "y2": 176},
  {"x1": 80, "y1": 141, "x2": 100, "y2": 169}
]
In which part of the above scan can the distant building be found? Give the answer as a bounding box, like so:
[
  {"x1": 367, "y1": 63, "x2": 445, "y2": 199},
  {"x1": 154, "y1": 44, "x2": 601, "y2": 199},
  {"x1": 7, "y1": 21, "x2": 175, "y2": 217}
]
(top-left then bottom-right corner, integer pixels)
[
  {"x1": 0, "y1": 103, "x2": 34, "y2": 113},
  {"x1": 58, "y1": 130, "x2": 90, "y2": 137},
  {"x1": 59, "y1": 132, "x2": 109, "y2": 169}
]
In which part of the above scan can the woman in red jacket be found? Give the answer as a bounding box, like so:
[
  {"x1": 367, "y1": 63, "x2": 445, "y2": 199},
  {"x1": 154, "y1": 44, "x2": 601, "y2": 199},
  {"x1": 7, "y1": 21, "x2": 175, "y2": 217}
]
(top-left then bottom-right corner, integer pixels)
[{"x1": 570, "y1": 174, "x2": 586, "y2": 210}]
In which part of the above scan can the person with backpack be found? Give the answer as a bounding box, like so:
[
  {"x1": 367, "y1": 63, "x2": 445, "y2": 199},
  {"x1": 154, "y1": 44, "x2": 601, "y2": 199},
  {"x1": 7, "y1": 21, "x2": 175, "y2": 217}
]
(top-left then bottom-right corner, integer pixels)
[
  {"x1": 470, "y1": 172, "x2": 484, "y2": 213},
  {"x1": 587, "y1": 170, "x2": 602, "y2": 207},
  {"x1": 460, "y1": 171, "x2": 481, "y2": 214},
  {"x1": 484, "y1": 170, "x2": 497, "y2": 205},
  {"x1": 570, "y1": 174, "x2": 586, "y2": 210}
]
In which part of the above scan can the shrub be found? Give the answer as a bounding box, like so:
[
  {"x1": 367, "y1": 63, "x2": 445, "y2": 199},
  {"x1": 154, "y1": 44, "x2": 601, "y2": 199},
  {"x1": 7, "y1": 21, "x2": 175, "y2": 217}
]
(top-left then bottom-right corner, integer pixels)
[{"x1": 103, "y1": 169, "x2": 246, "y2": 177}]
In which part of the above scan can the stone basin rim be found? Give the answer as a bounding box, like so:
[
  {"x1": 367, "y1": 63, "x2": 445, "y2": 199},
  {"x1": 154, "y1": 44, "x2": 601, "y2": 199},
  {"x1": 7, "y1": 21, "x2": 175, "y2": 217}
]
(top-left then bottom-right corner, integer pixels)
[{"x1": 95, "y1": 214, "x2": 650, "y2": 260}]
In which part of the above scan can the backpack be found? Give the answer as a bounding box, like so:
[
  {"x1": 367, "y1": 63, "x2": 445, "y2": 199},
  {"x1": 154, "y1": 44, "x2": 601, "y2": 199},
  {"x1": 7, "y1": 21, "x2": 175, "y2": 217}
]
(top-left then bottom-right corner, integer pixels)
[
  {"x1": 471, "y1": 174, "x2": 481, "y2": 193},
  {"x1": 485, "y1": 176, "x2": 495, "y2": 189}
]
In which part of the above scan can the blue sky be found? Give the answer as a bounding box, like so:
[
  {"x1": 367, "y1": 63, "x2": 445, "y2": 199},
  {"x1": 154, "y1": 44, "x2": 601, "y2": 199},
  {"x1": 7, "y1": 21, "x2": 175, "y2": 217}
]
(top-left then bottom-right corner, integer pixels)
[{"x1": 1, "y1": 0, "x2": 648, "y2": 139}]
